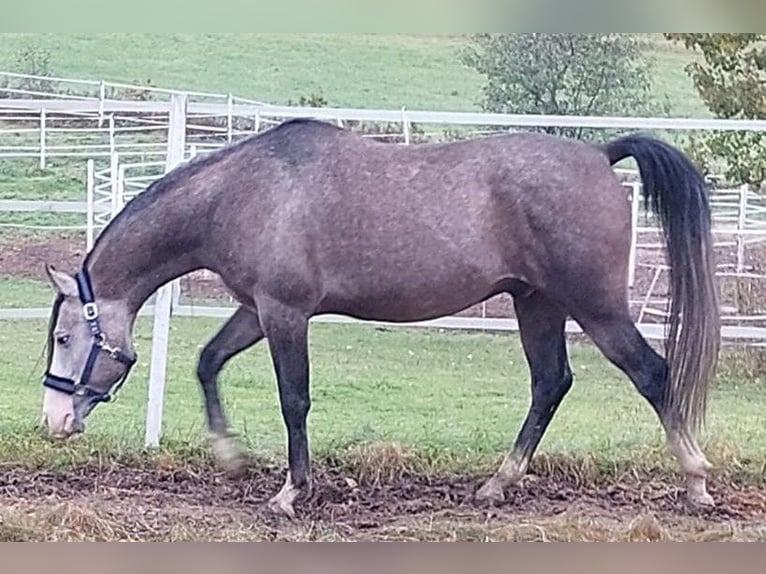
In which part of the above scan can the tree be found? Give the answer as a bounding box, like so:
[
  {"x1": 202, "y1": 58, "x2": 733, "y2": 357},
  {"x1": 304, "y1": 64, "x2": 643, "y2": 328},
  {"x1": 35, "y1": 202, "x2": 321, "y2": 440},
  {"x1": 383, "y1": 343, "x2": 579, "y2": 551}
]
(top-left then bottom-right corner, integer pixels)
[
  {"x1": 665, "y1": 33, "x2": 766, "y2": 187},
  {"x1": 0, "y1": 42, "x2": 58, "y2": 99},
  {"x1": 461, "y1": 33, "x2": 667, "y2": 140}
]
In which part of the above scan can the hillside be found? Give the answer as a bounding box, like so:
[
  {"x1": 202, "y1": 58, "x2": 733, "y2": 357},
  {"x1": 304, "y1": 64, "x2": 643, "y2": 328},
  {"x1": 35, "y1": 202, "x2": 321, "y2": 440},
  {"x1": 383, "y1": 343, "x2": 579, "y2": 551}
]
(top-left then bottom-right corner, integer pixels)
[{"x1": 0, "y1": 33, "x2": 708, "y2": 117}]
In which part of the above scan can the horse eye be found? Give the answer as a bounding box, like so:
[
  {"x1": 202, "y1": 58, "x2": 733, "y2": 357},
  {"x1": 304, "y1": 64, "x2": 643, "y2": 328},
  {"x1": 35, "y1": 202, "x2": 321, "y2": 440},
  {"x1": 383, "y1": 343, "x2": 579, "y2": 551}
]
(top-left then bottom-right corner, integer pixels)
[{"x1": 56, "y1": 334, "x2": 71, "y2": 346}]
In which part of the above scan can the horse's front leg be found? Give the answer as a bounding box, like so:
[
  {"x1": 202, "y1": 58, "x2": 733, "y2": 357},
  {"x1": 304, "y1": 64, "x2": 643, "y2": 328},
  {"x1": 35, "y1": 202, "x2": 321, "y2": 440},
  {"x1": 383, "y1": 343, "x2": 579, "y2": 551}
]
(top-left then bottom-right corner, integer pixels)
[{"x1": 196, "y1": 305, "x2": 264, "y2": 475}]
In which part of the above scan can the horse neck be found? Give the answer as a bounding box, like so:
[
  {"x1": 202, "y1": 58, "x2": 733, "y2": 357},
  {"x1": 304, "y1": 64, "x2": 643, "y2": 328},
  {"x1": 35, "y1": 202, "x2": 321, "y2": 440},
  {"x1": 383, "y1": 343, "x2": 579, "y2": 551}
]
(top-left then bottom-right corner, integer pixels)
[{"x1": 84, "y1": 191, "x2": 211, "y2": 314}]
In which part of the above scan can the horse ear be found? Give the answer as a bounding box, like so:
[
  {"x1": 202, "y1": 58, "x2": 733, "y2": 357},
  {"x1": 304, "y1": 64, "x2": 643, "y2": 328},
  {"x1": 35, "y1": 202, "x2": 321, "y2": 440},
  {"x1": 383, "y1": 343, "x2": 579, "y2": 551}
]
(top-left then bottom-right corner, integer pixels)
[{"x1": 45, "y1": 264, "x2": 78, "y2": 297}]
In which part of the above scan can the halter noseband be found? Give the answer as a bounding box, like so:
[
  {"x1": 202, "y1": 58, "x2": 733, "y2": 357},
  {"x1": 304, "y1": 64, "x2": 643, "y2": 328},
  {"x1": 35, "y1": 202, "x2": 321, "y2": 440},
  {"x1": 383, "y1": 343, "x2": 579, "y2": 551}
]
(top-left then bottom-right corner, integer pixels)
[{"x1": 43, "y1": 268, "x2": 137, "y2": 404}]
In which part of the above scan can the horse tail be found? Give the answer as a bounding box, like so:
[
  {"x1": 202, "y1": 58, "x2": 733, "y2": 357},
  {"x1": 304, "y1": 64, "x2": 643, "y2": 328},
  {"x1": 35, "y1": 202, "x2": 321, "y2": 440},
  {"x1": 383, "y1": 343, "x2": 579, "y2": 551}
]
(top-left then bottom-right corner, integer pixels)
[{"x1": 601, "y1": 134, "x2": 720, "y2": 436}]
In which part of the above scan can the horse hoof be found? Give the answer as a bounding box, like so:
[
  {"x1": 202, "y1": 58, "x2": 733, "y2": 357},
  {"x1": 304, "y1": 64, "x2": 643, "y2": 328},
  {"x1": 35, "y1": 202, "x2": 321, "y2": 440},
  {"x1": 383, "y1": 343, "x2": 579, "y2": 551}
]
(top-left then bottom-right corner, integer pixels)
[
  {"x1": 266, "y1": 472, "x2": 306, "y2": 519},
  {"x1": 475, "y1": 479, "x2": 505, "y2": 503},
  {"x1": 688, "y1": 490, "x2": 715, "y2": 508},
  {"x1": 267, "y1": 495, "x2": 297, "y2": 519},
  {"x1": 686, "y1": 474, "x2": 715, "y2": 508},
  {"x1": 210, "y1": 433, "x2": 247, "y2": 478},
  {"x1": 224, "y1": 461, "x2": 248, "y2": 479}
]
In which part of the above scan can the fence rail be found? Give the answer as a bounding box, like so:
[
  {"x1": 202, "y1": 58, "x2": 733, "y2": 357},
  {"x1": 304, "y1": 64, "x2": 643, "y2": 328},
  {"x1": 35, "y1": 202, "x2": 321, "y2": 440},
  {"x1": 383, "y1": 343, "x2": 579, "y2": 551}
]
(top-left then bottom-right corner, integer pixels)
[
  {"x1": 4, "y1": 305, "x2": 766, "y2": 345},
  {"x1": 7, "y1": 96, "x2": 766, "y2": 131}
]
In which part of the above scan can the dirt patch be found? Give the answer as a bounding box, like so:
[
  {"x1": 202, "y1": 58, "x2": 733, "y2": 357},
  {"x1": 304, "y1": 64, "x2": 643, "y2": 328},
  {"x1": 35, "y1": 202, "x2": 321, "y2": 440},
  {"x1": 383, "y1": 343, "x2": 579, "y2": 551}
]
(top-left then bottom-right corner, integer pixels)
[
  {"x1": 1, "y1": 461, "x2": 764, "y2": 541},
  {"x1": 0, "y1": 232, "x2": 86, "y2": 280}
]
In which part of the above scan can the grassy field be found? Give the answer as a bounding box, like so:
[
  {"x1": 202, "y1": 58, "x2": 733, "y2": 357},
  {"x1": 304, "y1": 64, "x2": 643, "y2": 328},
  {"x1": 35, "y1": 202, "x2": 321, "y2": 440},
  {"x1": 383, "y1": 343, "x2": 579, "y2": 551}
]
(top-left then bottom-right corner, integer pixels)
[
  {"x1": 0, "y1": 276, "x2": 52, "y2": 307},
  {"x1": 0, "y1": 33, "x2": 707, "y2": 116},
  {"x1": 2, "y1": 302, "x2": 766, "y2": 479},
  {"x1": 0, "y1": 33, "x2": 709, "y2": 228}
]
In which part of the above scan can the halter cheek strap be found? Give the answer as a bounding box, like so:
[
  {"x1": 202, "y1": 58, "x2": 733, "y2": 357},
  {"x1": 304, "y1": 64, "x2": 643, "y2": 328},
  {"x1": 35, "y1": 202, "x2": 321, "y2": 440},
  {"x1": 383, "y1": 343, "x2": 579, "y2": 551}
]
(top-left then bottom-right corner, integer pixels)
[{"x1": 43, "y1": 268, "x2": 137, "y2": 404}]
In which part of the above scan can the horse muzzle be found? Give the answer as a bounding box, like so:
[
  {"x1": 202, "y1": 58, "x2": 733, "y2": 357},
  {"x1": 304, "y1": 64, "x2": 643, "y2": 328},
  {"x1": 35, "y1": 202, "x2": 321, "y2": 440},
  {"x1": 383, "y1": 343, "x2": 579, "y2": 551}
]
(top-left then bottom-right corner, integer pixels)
[{"x1": 41, "y1": 386, "x2": 86, "y2": 439}]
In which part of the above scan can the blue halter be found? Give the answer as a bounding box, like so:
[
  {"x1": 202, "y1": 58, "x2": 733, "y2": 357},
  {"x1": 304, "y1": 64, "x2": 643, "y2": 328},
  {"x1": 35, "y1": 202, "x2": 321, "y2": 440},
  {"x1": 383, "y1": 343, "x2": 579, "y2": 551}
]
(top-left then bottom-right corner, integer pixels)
[{"x1": 43, "y1": 267, "x2": 136, "y2": 404}]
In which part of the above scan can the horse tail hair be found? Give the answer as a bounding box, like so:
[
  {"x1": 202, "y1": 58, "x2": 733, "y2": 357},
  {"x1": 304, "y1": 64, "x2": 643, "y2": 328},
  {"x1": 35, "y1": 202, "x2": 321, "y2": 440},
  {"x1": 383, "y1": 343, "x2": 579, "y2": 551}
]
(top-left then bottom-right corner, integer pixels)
[{"x1": 601, "y1": 134, "x2": 721, "y2": 436}]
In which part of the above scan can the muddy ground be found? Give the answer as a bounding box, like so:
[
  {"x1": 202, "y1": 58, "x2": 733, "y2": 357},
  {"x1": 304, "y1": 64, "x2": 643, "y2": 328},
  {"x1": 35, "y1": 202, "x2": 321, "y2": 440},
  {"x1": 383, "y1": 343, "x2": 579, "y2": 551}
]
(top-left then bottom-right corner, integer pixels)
[{"x1": 1, "y1": 460, "x2": 765, "y2": 541}]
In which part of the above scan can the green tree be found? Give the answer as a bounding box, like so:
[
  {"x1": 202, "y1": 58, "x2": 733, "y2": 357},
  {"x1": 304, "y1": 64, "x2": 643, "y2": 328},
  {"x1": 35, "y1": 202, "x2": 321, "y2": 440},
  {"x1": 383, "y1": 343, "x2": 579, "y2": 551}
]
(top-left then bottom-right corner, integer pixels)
[
  {"x1": 461, "y1": 33, "x2": 667, "y2": 140},
  {"x1": 0, "y1": 42, "x2": 58, "y2": 98},
  {"x1": 665, "y1": 33, "x2": 766, "y2": 187}
]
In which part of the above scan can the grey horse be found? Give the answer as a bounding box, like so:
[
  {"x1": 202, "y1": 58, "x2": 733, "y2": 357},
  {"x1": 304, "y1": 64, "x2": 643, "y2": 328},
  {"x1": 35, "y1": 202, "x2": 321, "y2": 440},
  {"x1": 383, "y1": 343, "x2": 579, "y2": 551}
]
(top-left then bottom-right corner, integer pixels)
[{"x1": 40, "y1": 118, "x2": 720, "y2": 518}]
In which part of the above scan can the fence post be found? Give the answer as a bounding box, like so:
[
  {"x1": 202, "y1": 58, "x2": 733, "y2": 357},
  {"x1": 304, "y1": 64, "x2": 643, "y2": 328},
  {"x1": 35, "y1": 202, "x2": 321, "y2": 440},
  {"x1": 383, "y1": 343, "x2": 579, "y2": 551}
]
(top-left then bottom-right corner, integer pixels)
[
  {"x1": 109, "y1": 151, "x2": 120, "y2": 218},
  {"x1": 117, "y1": 164, "x2": 126, "y2": 212},
  {"x1": 227, "y1": 93, "x2": 233, "y2": 143},
  {"x1": 402, "y1": 107, "x2": 410, "y2": 144},
  {"x1": 170, "y1": 279, "x2": 182, "y2": 311},
  {"x1": 98, "y1": 80, "x2": 105, "y2": 127},
  {"x1": 145, "y1": 92, "x2": 187, "y2": 449},
  {"x1": 86, "y1": 159, "x2": 95, "y2": 251},
  {"x1": 108, "y1": 115, "x2": 116, "y2": 158},
  {"x1": 737, "y1": 183, "x2": 748, "y2": 273},
  {"x1": 628, "y1": 182, "x2": 640, "y2": 288},
  {"x1": 39, "y1": 108, "x2": 46, "y2": 170}
]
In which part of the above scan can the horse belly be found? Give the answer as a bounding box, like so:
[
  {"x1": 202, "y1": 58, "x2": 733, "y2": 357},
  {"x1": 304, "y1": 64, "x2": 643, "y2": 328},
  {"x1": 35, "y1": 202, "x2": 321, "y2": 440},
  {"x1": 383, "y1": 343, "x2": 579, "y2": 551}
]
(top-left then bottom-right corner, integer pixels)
[{"x1": 318, "y1": 263, "x2": 501, "y2": 323}]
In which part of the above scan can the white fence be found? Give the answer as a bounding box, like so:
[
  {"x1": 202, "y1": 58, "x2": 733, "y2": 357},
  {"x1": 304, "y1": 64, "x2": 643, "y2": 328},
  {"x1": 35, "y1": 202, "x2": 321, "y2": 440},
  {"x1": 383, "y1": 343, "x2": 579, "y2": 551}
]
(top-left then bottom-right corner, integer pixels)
[
  {"x1": 4, "y1": 68, "x2": 766, "y2": 171},
  {"x1": 4, "y1": 73, "x2": 766, "y2": 329},
  {"x1": 4, "y1": 73, "x2": 766, "y2": 446}
]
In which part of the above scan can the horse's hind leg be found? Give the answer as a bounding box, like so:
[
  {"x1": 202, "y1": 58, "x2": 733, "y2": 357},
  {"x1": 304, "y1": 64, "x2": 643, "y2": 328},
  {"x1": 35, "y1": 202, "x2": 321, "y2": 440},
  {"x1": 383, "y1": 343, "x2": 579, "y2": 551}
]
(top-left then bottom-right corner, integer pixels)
[
  {"x1": 477, "y1": 291, "x2": 573, "y2": 502},
  {"x1": 576, "y1": 312, "x2": 714, "y2": 506},
  {"x1": 197, "y1": 305, "x2": 264, "y2": 475}
]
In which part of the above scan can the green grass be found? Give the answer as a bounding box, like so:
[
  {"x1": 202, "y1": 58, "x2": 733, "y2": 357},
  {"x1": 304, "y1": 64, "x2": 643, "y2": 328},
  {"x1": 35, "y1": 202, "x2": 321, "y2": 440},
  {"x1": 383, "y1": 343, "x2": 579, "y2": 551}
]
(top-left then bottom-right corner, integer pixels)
[
  {"x1": 0, "y1": 155, "x2": 99, "y2": 228},
  {"x1": 637, "y1": 34, "x2": 709, "y2": 119},
  {"x1": 0, "y1": 34, "x2": 482, "y2": 112},
  {"x1": 0, "y1": 158, "x2": 90, "y2": 226},
  {"x1": 0, "y1": 276, "x2": 54, "y2": 307},
  {"x1": 2, "y1": 310, "x2": 765, "y2": 479},
  {"x1": 0, "y1": 156, "x2": 97, "y2": 200},
  {"x1": 0, "y1": 33, "x2": 707, "y2": 116}
]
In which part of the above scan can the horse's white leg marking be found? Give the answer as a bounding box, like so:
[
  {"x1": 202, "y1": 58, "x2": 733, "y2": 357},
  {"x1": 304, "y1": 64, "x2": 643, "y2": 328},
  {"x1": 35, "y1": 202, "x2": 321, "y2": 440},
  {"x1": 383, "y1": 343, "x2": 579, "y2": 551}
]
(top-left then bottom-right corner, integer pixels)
[
  {"x1": 268, "y1": 471, "x2": 303, "y2": 519},
  {"x1": 476, "y1": 450, "x2": 529, "y2": 502},
  {"x1": 666, "y1": 427, "x2": 714, "y2": 507},
  {"x1": 210, "y1": 431, "x2": 247, "y2": 476}
]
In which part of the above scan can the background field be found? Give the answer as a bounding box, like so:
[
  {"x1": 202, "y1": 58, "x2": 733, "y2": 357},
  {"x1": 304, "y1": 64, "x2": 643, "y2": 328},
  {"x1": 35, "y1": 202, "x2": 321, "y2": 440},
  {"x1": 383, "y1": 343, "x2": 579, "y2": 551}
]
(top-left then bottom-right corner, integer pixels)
[
  {"x1": 0, "y1": 33, "x2": 708, "y2": 219},
  {"x1": 0, "y1": 33, "x2": 708, "y2": 115},
  {"x1": 2, "y1": 34, "x2": 765, "y2": 541}
]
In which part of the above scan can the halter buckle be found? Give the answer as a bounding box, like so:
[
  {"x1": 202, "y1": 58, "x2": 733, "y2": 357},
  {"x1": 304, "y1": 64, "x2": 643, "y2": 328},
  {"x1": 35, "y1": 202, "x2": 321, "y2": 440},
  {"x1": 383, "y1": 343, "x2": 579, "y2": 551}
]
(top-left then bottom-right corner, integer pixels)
[{"x1": 82, "y1": 302, "x2": 99, "y2": 321}]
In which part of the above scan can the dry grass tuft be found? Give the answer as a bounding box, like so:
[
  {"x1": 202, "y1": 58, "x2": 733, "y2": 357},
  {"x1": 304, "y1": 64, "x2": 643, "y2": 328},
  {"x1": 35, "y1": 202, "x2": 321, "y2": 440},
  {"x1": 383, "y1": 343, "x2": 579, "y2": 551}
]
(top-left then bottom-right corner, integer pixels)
[
  {"x1": 528, "y1": 453, "x2": 604, "y2": 485},
  {"x1": 625, "y1": 513, "x2": 667, "y2": 541},
  {"x1": 338, "y1": 441, "x2": 428, "y2": 486},
  {"x1": 0, "y1": 502, "x2": 125, "y2": 541},
  {"x1": 379, "y1": 511, "x2": 763, "y2": 542}
]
